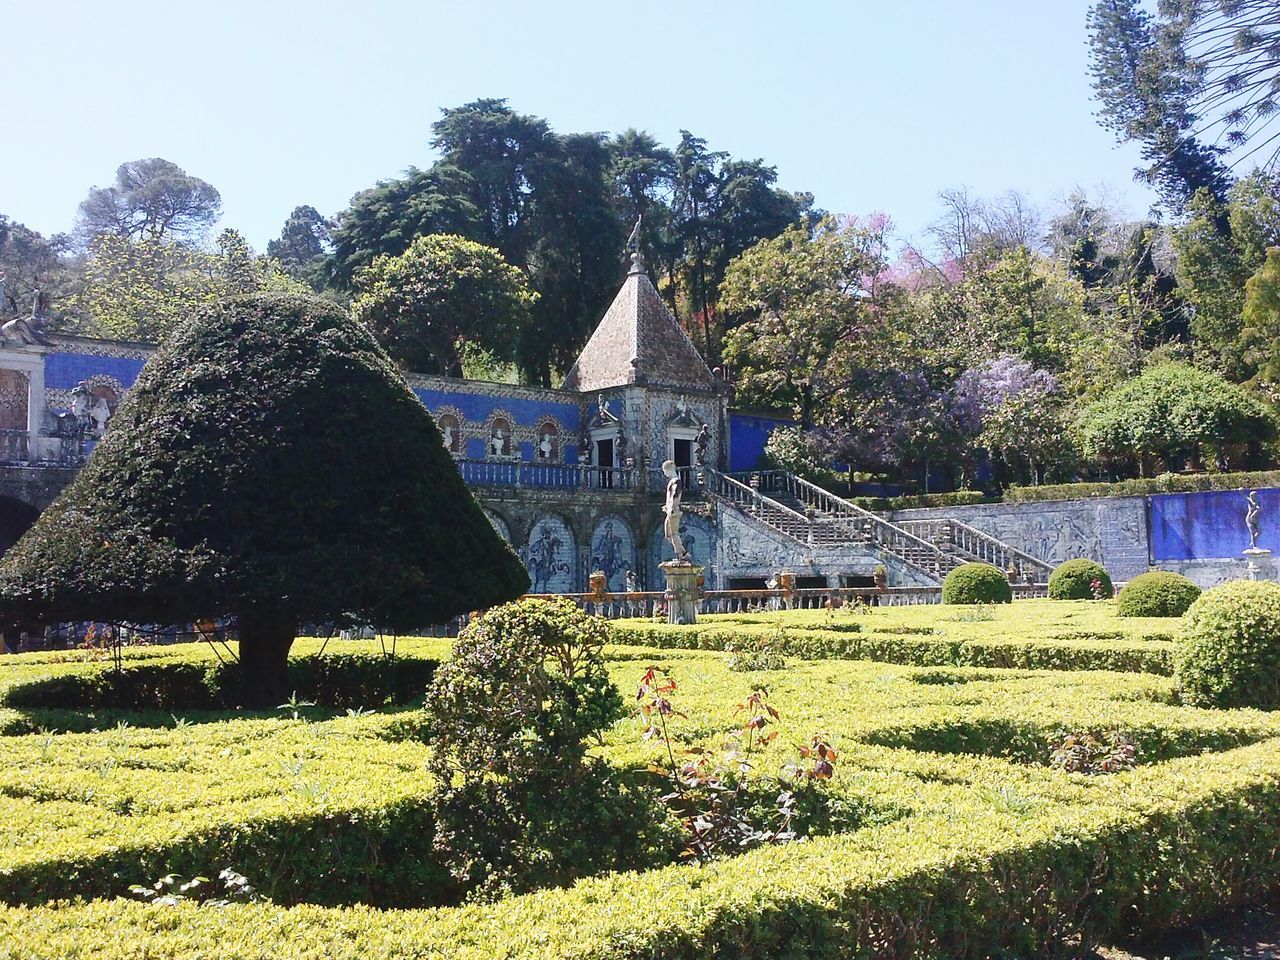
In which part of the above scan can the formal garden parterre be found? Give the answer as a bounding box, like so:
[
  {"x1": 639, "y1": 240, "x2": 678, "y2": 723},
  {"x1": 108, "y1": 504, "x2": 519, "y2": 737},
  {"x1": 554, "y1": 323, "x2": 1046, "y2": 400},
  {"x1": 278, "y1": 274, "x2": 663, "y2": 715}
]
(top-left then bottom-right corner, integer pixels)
[{"x1": 0, "y1": 599, "x2": 1279, "y2": 958}]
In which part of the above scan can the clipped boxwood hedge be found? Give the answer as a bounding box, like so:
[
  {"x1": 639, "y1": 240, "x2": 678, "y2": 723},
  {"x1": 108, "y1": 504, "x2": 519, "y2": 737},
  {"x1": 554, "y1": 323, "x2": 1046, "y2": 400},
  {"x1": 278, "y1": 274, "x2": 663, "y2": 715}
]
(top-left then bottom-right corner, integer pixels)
[
  {"x1": 1048, "y1": 559, "x2": 1113, "y2": 600},
  {"x1": 1177, "y1": 580, "x2": 1280, "y2": 709},
  {"x1": 5, "y1": 631, "x2": 1280, "y2": 956},
  {"x1": 607, "y1": 621, "x2": 1176, "y2": 674},
  {"x1": 1, "y1": 652, "x2": 438, "y2": 711},
  {"x1": 1117, "y1": 572, "x2": 1201, "y2": 618},
  {"x1": 1006, "y1": 469, "x2": 1280, "y2": 503},
  {"x1": 3, "y1": 738, "x2": 1280, "y2": 957},
  {"x1": 942, "y1": 563, "x2": 1013, "y2": 605}
]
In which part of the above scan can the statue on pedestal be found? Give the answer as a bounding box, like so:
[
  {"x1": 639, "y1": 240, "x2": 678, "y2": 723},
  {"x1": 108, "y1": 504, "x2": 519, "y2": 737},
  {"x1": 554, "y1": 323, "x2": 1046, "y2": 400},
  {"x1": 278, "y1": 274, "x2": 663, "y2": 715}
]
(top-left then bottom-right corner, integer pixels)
[
  {"x1": 1247, "y1": 489, "x2": 1262, "y2": 551},
  {"x1": 1243, "y1": 488, "x2": 1271, "y2": 581},
  {"x1": 662, "y1": 459, "x2": 688, "y2": 561}
]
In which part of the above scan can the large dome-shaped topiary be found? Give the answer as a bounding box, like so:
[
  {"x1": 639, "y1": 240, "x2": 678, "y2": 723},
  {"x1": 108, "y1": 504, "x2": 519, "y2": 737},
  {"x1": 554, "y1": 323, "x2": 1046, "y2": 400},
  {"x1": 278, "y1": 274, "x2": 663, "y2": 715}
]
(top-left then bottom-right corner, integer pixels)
[
  {"x1": 1048, "y1": 559, "x2": 1113, "y2": 600},
  {"x1": 1116, "y1": 571, "x2": 1201, "y2": 618},
  {"x1": 0, "y1": 292, "x2": 530, "y2": 706},
  {"x1": 942, "y1": 563, "x2": 1012, "y2": 605},
  {"x1": 1175, "y1": 580, "x2": 1280, "y2": 709}
]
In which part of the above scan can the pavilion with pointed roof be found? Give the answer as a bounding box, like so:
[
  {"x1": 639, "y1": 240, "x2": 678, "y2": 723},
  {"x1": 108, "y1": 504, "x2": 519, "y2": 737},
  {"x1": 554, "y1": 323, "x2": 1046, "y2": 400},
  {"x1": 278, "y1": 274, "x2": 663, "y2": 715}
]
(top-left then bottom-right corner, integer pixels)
[{"x1": 562, "y1": 251, "x2": 718, "y2": 394}]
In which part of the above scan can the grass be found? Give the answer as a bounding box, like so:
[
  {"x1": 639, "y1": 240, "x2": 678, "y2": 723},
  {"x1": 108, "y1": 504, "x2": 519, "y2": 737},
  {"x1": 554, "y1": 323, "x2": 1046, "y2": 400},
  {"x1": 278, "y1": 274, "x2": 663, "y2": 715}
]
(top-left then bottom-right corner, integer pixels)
[{"x1": 2, "y1": 600, "x2": 1280, "y2": 957}]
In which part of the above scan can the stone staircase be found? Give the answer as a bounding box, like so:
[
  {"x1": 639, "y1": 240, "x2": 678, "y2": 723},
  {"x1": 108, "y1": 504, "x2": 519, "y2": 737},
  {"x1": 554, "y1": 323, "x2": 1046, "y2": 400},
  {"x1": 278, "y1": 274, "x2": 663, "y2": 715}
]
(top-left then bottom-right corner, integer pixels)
[{"x1": 704, "y1": 468, "x2": 1051, "y2": 585}]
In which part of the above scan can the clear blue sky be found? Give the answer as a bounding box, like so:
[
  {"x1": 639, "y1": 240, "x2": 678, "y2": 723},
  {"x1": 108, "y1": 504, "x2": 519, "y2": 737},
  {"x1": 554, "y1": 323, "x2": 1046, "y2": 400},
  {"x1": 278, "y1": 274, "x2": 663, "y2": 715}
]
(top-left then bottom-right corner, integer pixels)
[{"x1": 3, "y1": 0, "x2": 1158, "y2": 254}]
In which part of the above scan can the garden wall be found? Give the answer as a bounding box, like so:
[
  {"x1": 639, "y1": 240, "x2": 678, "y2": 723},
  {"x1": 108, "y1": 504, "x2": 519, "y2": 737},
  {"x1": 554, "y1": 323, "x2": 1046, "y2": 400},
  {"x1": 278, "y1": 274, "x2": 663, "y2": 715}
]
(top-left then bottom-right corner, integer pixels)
[{"x1": 895, "y1": 488, "x2": 1280, "y2": 587}]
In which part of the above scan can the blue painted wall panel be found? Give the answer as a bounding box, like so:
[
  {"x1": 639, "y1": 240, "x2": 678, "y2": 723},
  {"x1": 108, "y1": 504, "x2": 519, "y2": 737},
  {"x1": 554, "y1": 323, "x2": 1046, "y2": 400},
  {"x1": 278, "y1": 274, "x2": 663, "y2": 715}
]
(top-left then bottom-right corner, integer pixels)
[
  {"x1": 1150, "y1": 488, "x2": 1280, "y2": 561},
  {"x1": 729, "y1": 413, "x2": 794, "y2": 472},
  {"x1": 44, "y1": 353, "x2": 147, "y2": 391}
]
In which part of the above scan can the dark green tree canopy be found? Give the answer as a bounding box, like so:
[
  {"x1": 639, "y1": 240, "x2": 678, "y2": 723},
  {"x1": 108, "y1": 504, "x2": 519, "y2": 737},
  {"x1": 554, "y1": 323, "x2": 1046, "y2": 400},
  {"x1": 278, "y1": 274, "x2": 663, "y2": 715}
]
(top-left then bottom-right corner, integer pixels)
[
  {"x1": 267, "y1": 205, "x2": 332, "y2": 284},
  {"x1": 0, "y1": 292, "x2": 529, "y2": 633},
  {"x1": 1088, "y1": 0, "x2": 1280, "y2": 211},
  {"x1": 328, "y1": 165, "x2": 482, "y2": 288}
]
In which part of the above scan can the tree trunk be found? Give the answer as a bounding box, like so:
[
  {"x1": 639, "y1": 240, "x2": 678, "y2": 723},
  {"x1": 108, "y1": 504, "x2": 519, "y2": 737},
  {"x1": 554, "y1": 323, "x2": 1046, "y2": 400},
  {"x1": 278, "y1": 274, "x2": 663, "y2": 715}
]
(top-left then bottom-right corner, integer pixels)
[{"x1": 237, "y1": 610, "x2": 297, "y2": 709}]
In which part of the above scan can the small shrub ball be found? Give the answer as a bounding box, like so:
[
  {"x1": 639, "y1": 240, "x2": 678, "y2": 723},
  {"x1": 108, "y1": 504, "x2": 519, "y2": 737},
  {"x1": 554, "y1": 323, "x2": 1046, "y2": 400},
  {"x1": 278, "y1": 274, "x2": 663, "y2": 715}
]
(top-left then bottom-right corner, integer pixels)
[
  {"x1": 1048, "y1": 559, "x2": 1114, "y2": 600},
  {"x1": 1116, "y1": 571, "x2": 1201, "y2": 618},
  {"x1": 1176, "y1": 580, "x2": 1280, "y2": 709},
  {"x1": 942, "y1": 563, "x2": 1013, "y2": 605}
]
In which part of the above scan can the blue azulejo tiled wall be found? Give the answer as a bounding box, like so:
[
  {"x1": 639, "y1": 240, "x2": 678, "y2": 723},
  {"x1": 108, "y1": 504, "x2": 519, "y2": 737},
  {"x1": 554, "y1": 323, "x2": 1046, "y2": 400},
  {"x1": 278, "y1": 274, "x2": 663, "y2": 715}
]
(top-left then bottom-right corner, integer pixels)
[
  {"x1": 412, "y1": 383, "x2": 581, "y2": 462},
  {"x1": 44, "y1": 353, "x2": 147, "y2": 393}
]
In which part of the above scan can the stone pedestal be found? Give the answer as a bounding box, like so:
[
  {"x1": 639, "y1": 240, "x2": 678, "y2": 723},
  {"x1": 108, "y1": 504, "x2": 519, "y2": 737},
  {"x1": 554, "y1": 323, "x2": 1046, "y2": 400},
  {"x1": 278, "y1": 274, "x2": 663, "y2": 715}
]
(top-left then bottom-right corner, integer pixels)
[
  {"x1": 1244, "y1": 547, "x2": 1273, "y2": 581},
  {"x1": 660, "y1": 561, "x2": 703, "y2": 625}
]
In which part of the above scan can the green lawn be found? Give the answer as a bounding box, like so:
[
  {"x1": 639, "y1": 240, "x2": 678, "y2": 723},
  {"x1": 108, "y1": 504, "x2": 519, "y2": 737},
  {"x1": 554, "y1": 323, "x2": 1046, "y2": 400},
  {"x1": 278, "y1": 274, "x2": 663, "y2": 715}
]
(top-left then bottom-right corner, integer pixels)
[{"x1": 1, "y1": 601, "x2": 1279, "y2": 958}]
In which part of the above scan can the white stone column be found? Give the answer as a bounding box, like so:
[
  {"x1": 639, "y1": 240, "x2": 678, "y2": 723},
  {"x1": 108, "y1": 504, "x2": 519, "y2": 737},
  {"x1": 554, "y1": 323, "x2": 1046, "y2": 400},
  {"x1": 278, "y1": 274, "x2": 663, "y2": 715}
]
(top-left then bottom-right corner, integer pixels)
[{"x1": 25, "y1": 360, "x2": 43, "y2": 463}]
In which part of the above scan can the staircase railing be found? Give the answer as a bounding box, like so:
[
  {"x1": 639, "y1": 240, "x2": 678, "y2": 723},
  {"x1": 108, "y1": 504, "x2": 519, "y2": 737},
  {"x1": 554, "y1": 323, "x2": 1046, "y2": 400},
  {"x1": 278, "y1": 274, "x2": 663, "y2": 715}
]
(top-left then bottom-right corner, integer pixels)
[
  {"x1": 723, "y1": 470, "x2": 954, "y2": 580},
  {"x1": 896, "y1": 518, "x2": 1052, "y2": 583},
  {"x1": 705, "y1": 468, "x2": 818, "y2": 544}
]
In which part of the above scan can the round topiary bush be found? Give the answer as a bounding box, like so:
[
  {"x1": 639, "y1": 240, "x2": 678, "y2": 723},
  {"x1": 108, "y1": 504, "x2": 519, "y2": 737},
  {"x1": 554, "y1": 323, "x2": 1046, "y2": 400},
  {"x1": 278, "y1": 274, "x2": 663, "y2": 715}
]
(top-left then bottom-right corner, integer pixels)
[
  {"x1": 1048, "y1": 558, "x2": 1114, "y2": 600},
  {"x1": 942, "y1": 563, "x2": 1012, "y2": 605},
  {"x1": 1116, "y1": 571, "x2": 1202, "y2": 618},
  {"x1": 1176, "y1": 580, "x2": 1280, "y2": 709}
]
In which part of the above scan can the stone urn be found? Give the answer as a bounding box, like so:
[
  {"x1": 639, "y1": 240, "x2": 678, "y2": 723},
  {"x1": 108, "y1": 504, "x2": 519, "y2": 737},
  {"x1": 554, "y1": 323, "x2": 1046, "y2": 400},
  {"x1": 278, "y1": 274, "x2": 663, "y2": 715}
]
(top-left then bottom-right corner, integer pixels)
[
  {"x1": 588, "y1": 570, "x2": 608, "y2": 601},
  {"x1": 873, "y1": 564, "x2": 888, "y2": 592}
]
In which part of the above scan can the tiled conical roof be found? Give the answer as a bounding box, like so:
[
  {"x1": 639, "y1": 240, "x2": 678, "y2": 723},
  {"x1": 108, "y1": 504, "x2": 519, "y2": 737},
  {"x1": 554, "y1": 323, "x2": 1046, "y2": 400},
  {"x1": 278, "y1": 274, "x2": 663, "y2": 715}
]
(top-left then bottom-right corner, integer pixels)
[{"x1": 561, "y1": 253, "x2": 715, "y2": 392}]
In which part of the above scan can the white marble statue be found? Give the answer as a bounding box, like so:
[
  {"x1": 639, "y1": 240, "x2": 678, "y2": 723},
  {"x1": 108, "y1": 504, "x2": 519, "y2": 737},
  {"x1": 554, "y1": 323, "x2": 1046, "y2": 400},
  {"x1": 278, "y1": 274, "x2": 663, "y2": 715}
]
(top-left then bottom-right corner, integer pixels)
[
  {"x1": 71, "y1": 385, "x2": 111, "y2": 435},
  {"x1": 490, "y1": 429, "x2": 506, "y2": 457},
  {"x1": 662, "y1": 459, "x2": 688, "y2": 561},
  {"x1": 442, "y1": 424, "x2": 455, "y2": 450},
  {"x1": 539, "y1": 432, "x2": 553, "y2": 459}
]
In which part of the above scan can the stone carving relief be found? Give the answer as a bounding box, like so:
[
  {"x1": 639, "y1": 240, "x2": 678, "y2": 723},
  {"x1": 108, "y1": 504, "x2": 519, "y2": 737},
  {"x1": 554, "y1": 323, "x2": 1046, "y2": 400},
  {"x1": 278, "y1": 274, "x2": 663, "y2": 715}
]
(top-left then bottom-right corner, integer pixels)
[
  {"x1": 71, "y1": 380, "x2": 119, "y2": 437},
  {"x1": 977, "y1": 510, "x2": 1102, "y2": 566}
]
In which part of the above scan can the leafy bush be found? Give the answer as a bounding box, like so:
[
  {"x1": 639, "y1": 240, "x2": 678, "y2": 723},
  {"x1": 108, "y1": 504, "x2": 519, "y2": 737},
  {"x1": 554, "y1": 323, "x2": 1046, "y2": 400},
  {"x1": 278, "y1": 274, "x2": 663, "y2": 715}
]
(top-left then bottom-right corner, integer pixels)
[
  {"x1": 1117, "y1": 572, "x2": 1202, "y2": 618},
  {"x1": 1076, "y1": 362, "x2": 1276, "y2": 470},
  {"x1": 129, "y1": 868, "x2": 262, "y2": 907},
  {"x1": 942, "y1": 563, "x2": 1012, "y2": 605},
  {"x1": 9, "y1": 737, "x2": 1280, "y2": 957},
  {"x1": 1048, "y1": 559, "x2": 1114, "y2": 600},
  {"x1": 6, "y1": 630, "x2": 1280, "y2": 954},
  {"x1": 856, "y1": 490, "x2": 993, "y2": 511},
  {"x1": 424, "y1": 598, "x2": 674, "y2": 900},
  {"x1": 724, "y1": 626, "x2": 788, "y2": 671},
  {"x1": 1176, "y1": 580, "x2": 1280, "y2": 708}
]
